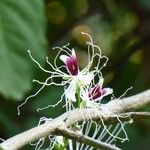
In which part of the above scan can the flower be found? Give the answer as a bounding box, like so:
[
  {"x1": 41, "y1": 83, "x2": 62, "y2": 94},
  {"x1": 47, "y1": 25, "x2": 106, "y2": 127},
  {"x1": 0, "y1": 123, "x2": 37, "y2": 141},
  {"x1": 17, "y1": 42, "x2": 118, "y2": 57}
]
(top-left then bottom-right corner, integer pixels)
[
  {"x1": 17, "y1": 32, "x2": 109, "y2": 114},
  {"x1": 24, "y1": 32, "x2": 129, "y2": 150},
  {"x1": 88, "y1": 78, "x2": 113, "y2": 101},
  {"x1": 60, "y1": 49, "x2": 79, "y2": 76},
  {"x1": 81, "y1": 78, "x2": 113, "y2": 107},
  {"x1": 60, "y1": 49, "x2": 94, "y2": 102}
]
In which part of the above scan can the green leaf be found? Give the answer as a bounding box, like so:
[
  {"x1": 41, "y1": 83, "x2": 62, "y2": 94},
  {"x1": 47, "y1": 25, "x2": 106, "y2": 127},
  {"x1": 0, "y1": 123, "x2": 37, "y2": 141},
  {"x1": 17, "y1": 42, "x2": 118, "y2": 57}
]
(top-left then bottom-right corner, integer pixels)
[{"x1": 0, "y1": 0, "x2": 47, "y2": 100}]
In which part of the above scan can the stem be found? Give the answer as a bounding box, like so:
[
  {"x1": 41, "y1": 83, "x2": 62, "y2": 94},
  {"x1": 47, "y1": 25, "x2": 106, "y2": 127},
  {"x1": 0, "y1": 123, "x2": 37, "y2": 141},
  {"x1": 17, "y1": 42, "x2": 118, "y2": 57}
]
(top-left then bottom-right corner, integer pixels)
[{"x1": 77, "y1": 83, "x2": 81, "y2": 108}]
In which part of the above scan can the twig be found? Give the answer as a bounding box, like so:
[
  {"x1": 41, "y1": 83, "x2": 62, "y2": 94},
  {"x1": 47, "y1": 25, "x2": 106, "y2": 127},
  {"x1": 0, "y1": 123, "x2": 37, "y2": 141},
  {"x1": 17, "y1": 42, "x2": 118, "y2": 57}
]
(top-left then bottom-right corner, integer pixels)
[
  {"x1": 120, "y1": 112, "x2": 150, "y2": 120},
  {"x1": 55, "y1": 127, "x2": 122, "y2": 150},
  {"x1": 102, "y1": 112, "x2": 150, "y2": 125},
  {"x1": 0, "y1": 89, "x2": 150, "y2": 150}
]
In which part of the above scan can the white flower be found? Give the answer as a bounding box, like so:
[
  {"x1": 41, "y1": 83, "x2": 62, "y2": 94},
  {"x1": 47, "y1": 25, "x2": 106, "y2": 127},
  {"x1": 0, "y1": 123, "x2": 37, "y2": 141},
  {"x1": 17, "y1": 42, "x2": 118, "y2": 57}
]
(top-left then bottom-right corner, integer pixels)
[
  {"x1": 17, "y1": 32, "x2": 109, "y2": 114},
  {"x1": 60, "y1": 50, "x2": 94, "y2": 101},
  {"x1": 81, "y1": 78, "x2": 113, "y2": 107}
]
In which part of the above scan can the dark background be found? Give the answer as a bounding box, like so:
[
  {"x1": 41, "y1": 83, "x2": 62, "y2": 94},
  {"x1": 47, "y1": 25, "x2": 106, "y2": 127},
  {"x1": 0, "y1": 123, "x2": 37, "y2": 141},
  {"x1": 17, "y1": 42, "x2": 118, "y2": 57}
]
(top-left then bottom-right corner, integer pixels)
[{"x1": 0, "y1": 0, "x2": 150, "y2": 149}]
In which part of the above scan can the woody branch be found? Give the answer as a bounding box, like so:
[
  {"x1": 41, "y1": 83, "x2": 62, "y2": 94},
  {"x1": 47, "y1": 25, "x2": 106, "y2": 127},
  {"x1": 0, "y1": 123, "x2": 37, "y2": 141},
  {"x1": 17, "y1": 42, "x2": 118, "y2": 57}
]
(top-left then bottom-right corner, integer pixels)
[{"x1": 0, "y1": 89, "x2": 150, "y2": 150}]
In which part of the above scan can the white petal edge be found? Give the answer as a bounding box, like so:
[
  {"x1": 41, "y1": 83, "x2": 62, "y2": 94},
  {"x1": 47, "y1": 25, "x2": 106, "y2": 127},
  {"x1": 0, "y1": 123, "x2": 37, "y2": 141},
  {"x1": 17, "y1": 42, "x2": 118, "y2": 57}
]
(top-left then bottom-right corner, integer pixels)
[
  {"x1": 103, "y1": 88, "x2": 113, "y2": 96},
  {"x1": 72, "y1": 48, "x2": 76, "y2": 57},
  {"x1": 65, "y1": 79, "x2": 77, "y2": 102},
  {"x1": 60, "y1": 55, "x2": 69, "y2": 64},
  {"x1": 78, "y1": 72, "x2": 94, "y2": 85},
  {"x1": 98, "y1": 77, "x2": 104, "y2": 87}
]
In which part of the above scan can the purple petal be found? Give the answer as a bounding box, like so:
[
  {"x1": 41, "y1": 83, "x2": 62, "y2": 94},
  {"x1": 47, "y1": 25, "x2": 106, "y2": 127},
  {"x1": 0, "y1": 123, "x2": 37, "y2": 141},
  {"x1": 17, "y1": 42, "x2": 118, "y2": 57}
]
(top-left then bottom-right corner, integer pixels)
[
  {"x1": 89, "y1": 85, "x2": 103, "y2": 100},
  {"x1": 88, "y1": 84, "x2": 112, "y2": 101},
  {"x1": 60, "y1": 50, "x2": 79, "y2": 76}
]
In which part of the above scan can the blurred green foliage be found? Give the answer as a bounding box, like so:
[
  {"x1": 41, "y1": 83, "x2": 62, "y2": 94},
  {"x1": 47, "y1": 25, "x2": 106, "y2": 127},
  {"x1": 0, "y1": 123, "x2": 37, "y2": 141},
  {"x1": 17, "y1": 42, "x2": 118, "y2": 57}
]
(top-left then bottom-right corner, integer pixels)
[
  {"x1": 0, "y1": 0, "x2": 150, "y2": 150},
  {"x1": 0, "y1": 0, "x2": 47, "y2": 100}
]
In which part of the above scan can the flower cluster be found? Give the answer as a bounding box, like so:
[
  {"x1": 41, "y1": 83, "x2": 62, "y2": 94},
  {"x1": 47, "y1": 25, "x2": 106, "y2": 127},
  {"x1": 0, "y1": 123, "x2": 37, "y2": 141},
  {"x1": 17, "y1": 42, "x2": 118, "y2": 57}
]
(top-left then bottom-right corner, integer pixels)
[
  {"x1": 17, "y1": 32, "x2": 113, "y2": 114},
  {"x1": 17, "y1": 32, "x2": 129, "y2": 150},
  {"x1": 60, "y1": 46, "x2": 112, "y2": 106}
]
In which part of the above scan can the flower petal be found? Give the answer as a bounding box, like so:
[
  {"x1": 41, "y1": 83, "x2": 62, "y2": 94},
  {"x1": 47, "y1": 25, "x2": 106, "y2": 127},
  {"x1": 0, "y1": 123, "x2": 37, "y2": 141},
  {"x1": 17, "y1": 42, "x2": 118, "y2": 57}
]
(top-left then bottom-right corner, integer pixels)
[
  {"x1": 93, "y1": 87, "x2": 113, "y2": 101},
  {"x1": 60, "y1": 50, "x2": 79, "y2": 76},
  {"x1": 99, "y1": 77, "x2": 104, "y2": 88},
  {"x1": 102, "y1": 87, "x2": 113, "y2": 97},
  {"x1": 60, "y1": 55, "x2": 69, "y2": 64},
  {"x1": 65, "y1": 79, "x2": 77, "y2": 102},
  {"x1": 72, "y1": 49, "x2": 76, "y2": 57},
  {"x1": 78, "y1": 72, "x2": 94, "y2": 85}
]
